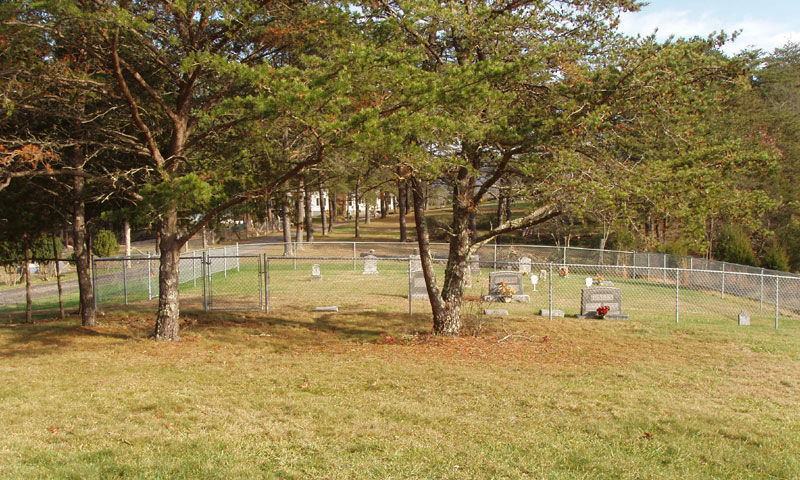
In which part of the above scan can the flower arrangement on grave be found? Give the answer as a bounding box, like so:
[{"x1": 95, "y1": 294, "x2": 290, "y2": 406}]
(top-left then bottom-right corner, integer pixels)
[
  {"x1": 595, "y1": 273, "x2": 604, "y2": 284},
  {"x1": 596, "y1": 305, "x2": 610, "y2": 318},
  {"x1": 498, "y1": 281, "x2": 515, "y2": 302},
  {"x1": 559, "y1": 266, "x2": 569, "y2": 277},
  {"x1": 521, "y1": 270, "x2": 528, "y2": 276}
]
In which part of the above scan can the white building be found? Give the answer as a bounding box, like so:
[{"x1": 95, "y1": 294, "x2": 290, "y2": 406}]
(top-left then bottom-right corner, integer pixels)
[{"x1": 307, "y1": 191, "x2": 396, "y2": 217}]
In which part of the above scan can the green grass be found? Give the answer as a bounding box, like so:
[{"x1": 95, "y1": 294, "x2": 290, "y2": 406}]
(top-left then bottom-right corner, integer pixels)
[{"x1": 0, "y1": 305, "x2": 798, "y2": 478}]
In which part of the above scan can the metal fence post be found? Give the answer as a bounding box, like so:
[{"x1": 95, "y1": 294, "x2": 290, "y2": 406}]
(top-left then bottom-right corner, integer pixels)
[
  {"x1": 563, "y1": 246, "x2": 567, "y2": 265},
  {"x1": 123, "y1": 256, "x2": 128, "y2": 305},
  {"x1": 91, "y1": 256, "x2": 98, "y2": 310},
  {"x1": 202, "y1": 251, "x2": 208, "y2": 312},
  {"x1": 353, "y1": 242, "x2": 356, "y2": 271},
  {"x1": 494, "y1": 243, "x2": 498, "y2": 271},
  {"x1": 675, "y1": 269, "x2": 679, "y2": 324},
  {"x1": 264, "y1": 254, "x2": 270, "y2": 314},
  {"x1": 632, "y1": 251, "x2": 636, "y2": 280},
  {"x1": 236, "y1": 242, "x2": 240, "y2": 272},
  {"x1": 258, "y1": 254, "x2": 263, "y2": 311},
  {"x1": 760, "y1": 268, "x2": 764, "y2": 311},
  {"x1": 775, "y1": 276, "x2": 779, "y2": 329},
  {"x1": 721, "y1": 263, "x2": 725, "y2": 299},
  {"x1": 408, "y1": 257, "x2": 413, "y2": 316},
  {"x1": 147, "y1": 252, "x2": 152, "y2": 300},
  {"x1": 548, "y1": 263, "x2": 553, "y2": 321},
  {"x1": 663, "y1": 254, "x2": 667, "y2": 284},
  {"x1": 223, "y1": 246, "x2": 228, "y2": 277},
  {"x1": 193, "y1": 255, "x2": 197, "y2": 288},
  {"x1": 647, "y1": 253, "x2": 650, "y2": 281},
  {"x1": 689, "y1": 257, "x2": 693, "y2": 288}
]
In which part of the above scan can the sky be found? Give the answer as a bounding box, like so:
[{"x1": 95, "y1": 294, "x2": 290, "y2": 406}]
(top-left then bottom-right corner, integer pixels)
[{"x1": 618, "y1": 0, "x2": 800, "y2": 55}]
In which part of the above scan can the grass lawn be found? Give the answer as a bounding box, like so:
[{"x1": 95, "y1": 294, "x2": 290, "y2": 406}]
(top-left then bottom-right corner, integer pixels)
[{"x1": 0, "y1": 303, "x2": 798, "y2": 478}]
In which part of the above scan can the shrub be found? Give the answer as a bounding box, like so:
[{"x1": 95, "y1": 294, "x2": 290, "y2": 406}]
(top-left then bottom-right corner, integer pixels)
[
  {"x1": 714, "y1": 225, "x2": 756, "y2": 266},
  {"x1": 92, "y1": 230, "x2": 119, "y2": 257},
  {"x1": 762, "y1": 244, "x2": 790, "y2": 272}
]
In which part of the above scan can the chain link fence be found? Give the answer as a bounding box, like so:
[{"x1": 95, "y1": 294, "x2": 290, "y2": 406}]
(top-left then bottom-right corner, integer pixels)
[
  {"x1": 4, "y1": 241, "x2": 800, "y2": 330},
  {"x1": 0, "y1": 258, "x2": 78, "y2": 321}
]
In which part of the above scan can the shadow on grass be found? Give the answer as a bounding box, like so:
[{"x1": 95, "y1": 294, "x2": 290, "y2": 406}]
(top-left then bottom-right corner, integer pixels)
[{"x1": 0, "y1": 320, "x2": 136, "y2": 359}]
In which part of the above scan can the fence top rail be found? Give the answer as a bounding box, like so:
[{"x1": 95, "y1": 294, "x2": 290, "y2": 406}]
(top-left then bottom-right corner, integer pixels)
[
  {"x1": 240, "y1": 240, "x2": 636, "y2": 255},
  {"x1": 555, "y1": 262, "x2": 800, "y2": 280}
]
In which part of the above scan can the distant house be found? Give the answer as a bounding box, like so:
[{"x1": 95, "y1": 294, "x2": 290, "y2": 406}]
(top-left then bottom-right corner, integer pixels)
[{"x1": 307, "y1": 191, "x2": 395, "y2": 217}]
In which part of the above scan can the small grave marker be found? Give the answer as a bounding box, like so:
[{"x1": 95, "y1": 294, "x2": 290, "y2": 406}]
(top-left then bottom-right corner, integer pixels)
[
  {"x1": 738, "y1": 311, "x2": 750, "y2": 326},
  {"x1": 483, "y1": 309, "x2": 508, "y2": 316},
  {"x1": 539, "y1": 309, "x2": 565, "y2": 317},
  {"x1": 530, "y1": 274, "x2": 539, "y2": 291},
  {"x1": 311, "y1": 264, "x2": 321, "y2": 280}
]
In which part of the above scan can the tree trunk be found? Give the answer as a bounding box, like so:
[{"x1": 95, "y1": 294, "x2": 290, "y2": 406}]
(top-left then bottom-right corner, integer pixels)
[
  {"x1": 496, "y1": 193, "x2": 507, "y2": 226},
  {"x1": 295, "y1": 185, "x2": 304, "y2": 250},
  {"x1": 410, "y1": 174, "x2": 468, "y2": 336},
  {"x1": 202, "y1": 226, "x2": 208, "y2": 249},
  {"x1": 304, "y1": 181, "x2": 314, "y2": 242},
  {"x1": 398, "y1": 180, "x2": 407, "y2": 242},
  {"x1": 282, "y1": 202, "x2": 293, "y2": 256},
  {"x1": 404, "y1": 182, "x2": 410, "y2": 213},
  {"x1": 469, "y1": 209, "x2": 477, "y2": 242},
  {"x1": 23, "y1": 233, "x2": 32, "y2": 324},
  {"x1": 365, "y1": 196, "x2": 371, "y2": 225},
  {"x1": 71, "y1": 146, "x2": 96, "y2": 327},
  {"x1": 505, "y1": 197, "x2": 511, "y2": 222},
  {"x1": 53, "y1": 235, "x2": 64, "y2": 319},
  {"x1": 328, "y1": 192, "x2": 335, "y2": 233},
  {"x1": 354, "y1": 183, "x2": 361, "y2": 238},
  {"x1": 380, "y1": 192, "x2": 387, "y2": 219},
  {"x1": 153, "y1": 206, "x2": 181, "y2": 341},
  {"x1": 124, "y1": 218, "x2": 131, "y2": 259},
  {"x1": 319, "y1": 183, "x2": 327, "y2": 236}
]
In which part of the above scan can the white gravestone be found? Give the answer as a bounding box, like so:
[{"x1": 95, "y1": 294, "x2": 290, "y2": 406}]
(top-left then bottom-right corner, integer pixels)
[
  {"x1": 363, "y1": 255, "x2": 378, "y2": 275},
  {"x1": 519, "y1": 256, "x2": 532, "y2": 274},
  {"x1": 409, "y1": 254, "x2": 422, "y2": 272},
  {"x1": 409, "y1": 270, "x2": 428, "y2": 299},
  {"x1": 311, "y1": 264, "x2": 321, "y2": 280},
  {"x1": 530, "y1": 274, "x2": 539, "y2": 292},
  {"x1": 539, "y1": 269, "x2": 547, "y2": 281},
  {"x1": 470, "y1": 255, "x2": 481, "y2": 274},
  {"x1": 738, "y1": 311, "x2": 750, "y2": 326}
]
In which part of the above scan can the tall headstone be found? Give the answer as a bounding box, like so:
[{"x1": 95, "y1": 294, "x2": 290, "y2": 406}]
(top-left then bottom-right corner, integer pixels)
[
  {"x1": 409, "y1": 270, "x2": 428, "y2": 299},
  {"x1": 311, "y1": 264, "x2": 321, "y2": 280},
  {"x1": 464, "y1": 264, "x2": 472, "y2": 288},
  {"x1": 519, "y1": 256, "x2": 532, "y2": 275},
  {"x1": 579, "y1": 286, "x2": 629, "y2": 319},
  {"x1": 409, "y1": 254, "x2": 422, "y2": 272},
  {"x1": 470, "y1": 255, "x2": 481, "y2": 274},
  {"x1": 363, "y1": 255, "x2": 378, "y2": 275}
]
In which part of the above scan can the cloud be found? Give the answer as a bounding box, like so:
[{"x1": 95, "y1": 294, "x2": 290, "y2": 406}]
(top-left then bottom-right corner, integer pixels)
[{"x1": 619, "y1": 9, "x2": 800, "y2": 55}]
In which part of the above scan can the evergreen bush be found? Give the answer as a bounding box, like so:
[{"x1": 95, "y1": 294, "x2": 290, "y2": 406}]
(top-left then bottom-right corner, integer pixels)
[
  {"x1": 92, "y1": 230, "x2": 119, "y2": 258},
  {"x1": 715, "y1": 225, "x2": 757, "y2": 266}
]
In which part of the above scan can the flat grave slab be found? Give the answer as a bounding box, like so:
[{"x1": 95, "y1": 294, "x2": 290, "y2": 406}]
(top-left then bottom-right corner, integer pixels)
[{"x1": 314, "y1": 306, "x2": 339, "y2": 312}]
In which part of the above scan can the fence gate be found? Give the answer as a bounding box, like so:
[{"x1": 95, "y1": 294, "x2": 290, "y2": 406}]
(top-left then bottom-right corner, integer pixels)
[{"x1": 204, "y1": 254, "x2": 263, "y2": 311}]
